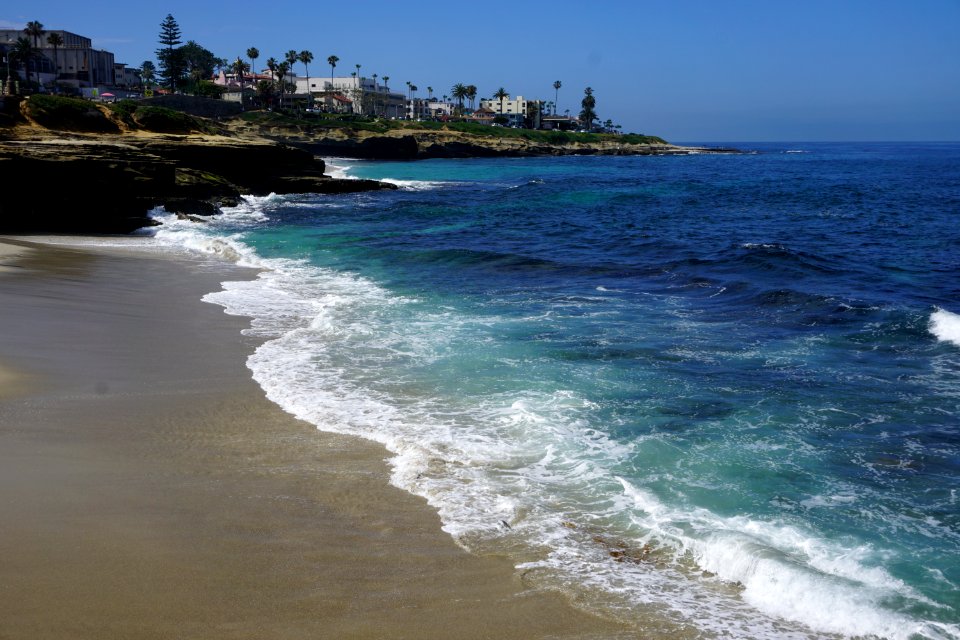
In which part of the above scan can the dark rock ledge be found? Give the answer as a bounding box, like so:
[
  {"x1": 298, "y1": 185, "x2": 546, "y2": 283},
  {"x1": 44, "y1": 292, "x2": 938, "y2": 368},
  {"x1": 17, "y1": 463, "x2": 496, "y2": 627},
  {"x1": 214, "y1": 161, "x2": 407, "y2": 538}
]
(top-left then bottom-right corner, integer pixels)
[{"x1": 0, "y1": 137, "x2": 396, "y2": 234}]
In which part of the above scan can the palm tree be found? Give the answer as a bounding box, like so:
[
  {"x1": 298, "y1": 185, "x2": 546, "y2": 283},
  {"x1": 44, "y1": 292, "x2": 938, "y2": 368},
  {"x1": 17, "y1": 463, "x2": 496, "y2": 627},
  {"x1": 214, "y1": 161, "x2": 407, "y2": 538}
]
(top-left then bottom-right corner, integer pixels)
[
  {"x1": 276, "y1": 60, "x2": 291, "y2": 107},
  {"x1": 355, "y1": 63, "x2": 362, "y2": 87},
  {"x1": 466, "y1": 84, "x2": 477, "y2": 111},
  {"x1": 285, "y1": 50, "x2": 298, "y2": 77},
  {"x1": 553, "y1": 80, "x2": 562, "y2": 115},
  {"x1": 327, "y1": 54, "x2": 338, "y2": 90},
  {"x1": 11, "y1": 37, "x2": 34, "y2": 92},
  {"x1": 382, "y1": 75, "x2": 390, "y2": 117},
  {"x1": 23, "y1": 22, "x2": 44, "y2": 87},
  {"x1": 46, "y1": 32, "x2": 63, "y2": 88},
  {"x1": 24, "y1": 21, "x2": 44, "y2": 49},
  {"x1": 580, "y1": 87, "x2": 597, "y2": 131},
  {"x1": 265, "y1": 56, "x2": 278, "y2": 105},
  {"x1": 350, "y1": 72, "x2": 356, "y2": 111},
  {"x1": 233, "y1": 57, "x2": 249, "y2": 107},
  {"x1": 427, "y1": 86, "x2": 433, "y2": 100},
  {"x1": 140, "y1": 60, "x2": 156, "y2": 91},
  {"x1": 494, "y1": 87, "x2": 509, "y2": 115},
  {"x1": 450, "y1": 82, "x2": 468, "y2": 115},
  {"x1": 409, "y1": 84, "x2": 418, "y2": 118},
  {"x1": 451, "y1": 83, "x2": 467, "y2": 114},
  {"x1": 247, "y1": 47, "x2": 259, "y2": 75},
  {"x1": 298, "y1": 50, "x2": 313, "y2": 102}
]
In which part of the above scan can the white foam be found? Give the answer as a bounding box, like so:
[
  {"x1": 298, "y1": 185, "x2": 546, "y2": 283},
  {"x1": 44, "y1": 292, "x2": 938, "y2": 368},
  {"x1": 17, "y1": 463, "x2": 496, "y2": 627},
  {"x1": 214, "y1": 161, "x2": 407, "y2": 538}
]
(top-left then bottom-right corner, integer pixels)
[
  {"x1": 930, "y1": 308, "x2": 960, "y2": 347},
  {"x1": 380, "y1": 178, "x2": 452, "y2": 191},
  {"x1": 616, "y1": 477, "x2": 955, "y2": 639},
  {"x1": 323, "y1": 159, "x2": 450, "y2": 190},
  {"x1": 323, "y1": 158, "x2": 355, "y2": 180}
]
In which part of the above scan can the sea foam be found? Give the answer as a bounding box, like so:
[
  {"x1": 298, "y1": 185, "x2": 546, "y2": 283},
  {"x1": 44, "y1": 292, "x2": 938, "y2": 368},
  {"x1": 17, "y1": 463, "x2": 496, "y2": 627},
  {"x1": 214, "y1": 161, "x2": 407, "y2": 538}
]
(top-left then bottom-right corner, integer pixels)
[{"x1": 930, "y1": 309, "x2": 960, "y2": 347}]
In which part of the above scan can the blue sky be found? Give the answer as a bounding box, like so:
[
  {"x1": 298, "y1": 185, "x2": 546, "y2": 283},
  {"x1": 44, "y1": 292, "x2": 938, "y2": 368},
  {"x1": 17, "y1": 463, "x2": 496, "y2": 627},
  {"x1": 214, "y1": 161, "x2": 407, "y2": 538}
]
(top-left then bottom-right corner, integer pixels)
[{"x1": 4, "y1": 0, "x2": 959, "y2": 141}]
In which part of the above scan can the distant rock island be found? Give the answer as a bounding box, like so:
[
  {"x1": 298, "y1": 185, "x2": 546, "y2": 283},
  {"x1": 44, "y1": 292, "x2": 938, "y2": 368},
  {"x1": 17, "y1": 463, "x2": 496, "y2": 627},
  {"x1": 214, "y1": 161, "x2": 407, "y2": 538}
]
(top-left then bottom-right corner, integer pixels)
[{"x1": 0, "y1": 95, "x2": 734, "y2": 234}]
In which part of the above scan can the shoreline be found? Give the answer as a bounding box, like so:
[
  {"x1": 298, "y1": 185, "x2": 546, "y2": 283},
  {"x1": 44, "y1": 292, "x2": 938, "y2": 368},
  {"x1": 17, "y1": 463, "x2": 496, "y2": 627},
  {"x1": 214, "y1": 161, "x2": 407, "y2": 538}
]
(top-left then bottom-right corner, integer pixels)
[{"x1": 0, "y1": 237, "x2": 629, "y2": 639}]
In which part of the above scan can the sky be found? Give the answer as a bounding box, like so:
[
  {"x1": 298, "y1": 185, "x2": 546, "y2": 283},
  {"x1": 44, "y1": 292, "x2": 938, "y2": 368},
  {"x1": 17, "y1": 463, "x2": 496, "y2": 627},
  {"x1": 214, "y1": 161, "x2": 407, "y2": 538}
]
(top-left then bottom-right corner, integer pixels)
[{"x1": 3, "y1": 0, "x2": 959, "y2": 141}]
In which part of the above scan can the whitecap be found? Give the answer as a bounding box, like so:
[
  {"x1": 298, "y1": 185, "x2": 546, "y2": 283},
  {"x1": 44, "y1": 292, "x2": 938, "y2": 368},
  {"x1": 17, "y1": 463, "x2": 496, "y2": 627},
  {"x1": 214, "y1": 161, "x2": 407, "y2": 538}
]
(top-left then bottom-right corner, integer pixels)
[
  {"x1": 930, "y1": 308, "x2": 960, "y2": 347},
  {"x1": 380, "y1": 178, "x2": 453, "y2": 191}
]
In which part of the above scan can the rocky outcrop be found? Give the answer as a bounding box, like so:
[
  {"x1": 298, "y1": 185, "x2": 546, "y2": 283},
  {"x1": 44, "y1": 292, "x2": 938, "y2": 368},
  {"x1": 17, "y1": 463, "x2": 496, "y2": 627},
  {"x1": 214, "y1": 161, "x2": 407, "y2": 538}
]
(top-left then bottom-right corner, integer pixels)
[
  {"x1": 228, "y1": 120, "x2": 736, "y2": 160},
  {"x1": 0, "y1": 134, "x2": 396, "y2": 234}
]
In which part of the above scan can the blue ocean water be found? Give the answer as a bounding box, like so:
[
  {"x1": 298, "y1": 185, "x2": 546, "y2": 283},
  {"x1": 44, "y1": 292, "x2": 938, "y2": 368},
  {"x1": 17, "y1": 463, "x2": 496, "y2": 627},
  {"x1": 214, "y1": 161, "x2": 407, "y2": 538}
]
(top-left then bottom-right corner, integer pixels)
[{"x1": 155, "y1": 142, "x2": 960, "y2": 639}]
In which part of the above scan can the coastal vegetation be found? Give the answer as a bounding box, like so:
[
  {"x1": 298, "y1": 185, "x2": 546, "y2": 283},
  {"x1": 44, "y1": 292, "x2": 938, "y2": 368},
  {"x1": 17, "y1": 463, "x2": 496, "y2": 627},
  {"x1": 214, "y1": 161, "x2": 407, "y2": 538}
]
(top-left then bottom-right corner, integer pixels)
[
  {"x1": 235, "y1": 109, "x2": 666, "y2": 145},
  {"x1": 3, "y1": 13, "x2": 637, "y2": 137},
  {"x1": 156, "y1": 14, "x2": 182, "y2": 93},
  {"x1": 23, "y1": 94, "x2": 119, "y2": 132}
]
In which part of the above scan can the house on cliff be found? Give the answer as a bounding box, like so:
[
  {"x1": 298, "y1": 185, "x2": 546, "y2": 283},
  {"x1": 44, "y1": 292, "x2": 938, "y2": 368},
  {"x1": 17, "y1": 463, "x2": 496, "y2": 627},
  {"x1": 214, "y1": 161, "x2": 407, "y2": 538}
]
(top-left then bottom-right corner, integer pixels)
[
  {"x1": 294, "y1": 75, "x2": 405, "y2": 117},
  {"x1": 478, "y1": 94, "x2": 544, "y2": 128}
]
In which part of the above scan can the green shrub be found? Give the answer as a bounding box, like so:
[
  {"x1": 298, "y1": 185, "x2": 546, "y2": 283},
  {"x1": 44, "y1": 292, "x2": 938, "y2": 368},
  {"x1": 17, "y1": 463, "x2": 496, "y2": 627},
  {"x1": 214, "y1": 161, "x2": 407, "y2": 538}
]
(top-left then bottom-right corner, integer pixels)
[
  {"x1": 107, "y1": 99, "x2": 139, "y2": 125},
  {"x1": 24, "y1": 95, "x2": 119, "y2": 132},
  {"x1": 620, "y1": 133, "x2": 668, "y2": 145},
  {"x1": 132, "y1": 105, "x2": 203, "y2": 133}
]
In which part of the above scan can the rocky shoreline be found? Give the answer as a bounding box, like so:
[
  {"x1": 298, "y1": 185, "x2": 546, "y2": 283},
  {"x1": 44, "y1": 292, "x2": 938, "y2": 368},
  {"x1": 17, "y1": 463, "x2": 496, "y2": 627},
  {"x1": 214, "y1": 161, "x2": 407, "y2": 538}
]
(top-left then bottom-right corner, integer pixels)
[
  {"x1": 226, "y1": 118, "x2": 737, "y2": 160},
  {"x1": 0, "y1": 135, "x2": 396, "y2": 234},
  {"x1": 0, "y1": 96, "x2": 734, "y2": 234}
]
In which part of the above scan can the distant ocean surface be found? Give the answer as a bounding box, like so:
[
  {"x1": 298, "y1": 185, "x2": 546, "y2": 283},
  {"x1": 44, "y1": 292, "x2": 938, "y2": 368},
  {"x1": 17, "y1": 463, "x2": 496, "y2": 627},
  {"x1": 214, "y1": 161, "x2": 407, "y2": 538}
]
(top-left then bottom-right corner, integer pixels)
[{"x1": 153, "y1": 142, "x2": 960, "y2": 639}]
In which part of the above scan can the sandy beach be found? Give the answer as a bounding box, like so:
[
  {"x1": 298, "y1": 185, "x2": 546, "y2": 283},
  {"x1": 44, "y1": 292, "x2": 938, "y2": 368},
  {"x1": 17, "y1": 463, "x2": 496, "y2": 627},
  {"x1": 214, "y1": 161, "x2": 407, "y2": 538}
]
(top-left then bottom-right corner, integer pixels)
[{"x1": 0, "y1": 238, "x2": 628, "y2": 639}]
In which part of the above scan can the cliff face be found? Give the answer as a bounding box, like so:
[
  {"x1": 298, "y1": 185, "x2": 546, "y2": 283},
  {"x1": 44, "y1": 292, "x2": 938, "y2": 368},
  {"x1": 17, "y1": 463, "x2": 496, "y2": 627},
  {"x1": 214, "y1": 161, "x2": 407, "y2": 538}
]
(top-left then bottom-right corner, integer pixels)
[
  {"x1": 0, "y1": 96, "x2": 730, "y2": 234},
  {"x1": 0, "y1": 96, "x2": 404, "y2": 235},
  {"x1": 224, "y1": 120, "x2": 726, "y2": 160},
  {"x1": 0, "y1": 136, "x2": 396, "y2": 233}
]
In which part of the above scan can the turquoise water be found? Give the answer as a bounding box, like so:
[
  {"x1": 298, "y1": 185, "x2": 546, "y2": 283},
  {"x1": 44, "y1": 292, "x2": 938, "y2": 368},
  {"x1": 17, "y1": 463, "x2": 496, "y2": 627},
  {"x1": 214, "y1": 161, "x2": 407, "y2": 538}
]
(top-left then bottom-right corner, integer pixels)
[{"x1": 154, "y1": 143, "x2": 960, "y2": 639}]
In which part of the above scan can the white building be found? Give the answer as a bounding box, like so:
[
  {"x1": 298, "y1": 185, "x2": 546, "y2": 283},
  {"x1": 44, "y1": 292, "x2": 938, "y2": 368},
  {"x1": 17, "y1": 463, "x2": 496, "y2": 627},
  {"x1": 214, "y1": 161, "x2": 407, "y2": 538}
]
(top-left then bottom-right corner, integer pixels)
[
  {"x1": 425, "y1": 100, "x2": 456, "y2": 118},
  {"x1": 1, "y1": 29, "x2": 115, "y2": 90},
  {"x1": 407, "y1": 97, "x2": 432, "y2": 120},
  {"x1": 478, "y1": 94, "x2": 544, "y2": 127},
  {"x1": 294, "y1": 75, "x2": 404, "y2": 116},
  {"x1": 479, "y1": 94, "x2": 532, "y2": 116},
  {"x1": 113, "y1": 63, "x2": 140, "y2": 89}
]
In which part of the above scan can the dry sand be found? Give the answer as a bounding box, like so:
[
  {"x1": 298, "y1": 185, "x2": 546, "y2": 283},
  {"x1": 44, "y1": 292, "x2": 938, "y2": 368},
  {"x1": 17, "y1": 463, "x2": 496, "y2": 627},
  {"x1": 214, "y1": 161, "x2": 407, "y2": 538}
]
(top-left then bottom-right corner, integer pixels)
[{"x1": 0, "y1": 238, "x2": 630, "y2": 639}]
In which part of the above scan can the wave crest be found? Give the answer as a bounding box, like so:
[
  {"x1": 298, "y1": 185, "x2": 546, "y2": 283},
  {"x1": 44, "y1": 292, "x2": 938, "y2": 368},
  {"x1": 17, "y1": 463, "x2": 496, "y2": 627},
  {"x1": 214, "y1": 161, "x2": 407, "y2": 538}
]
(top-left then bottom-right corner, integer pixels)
[{"x1": 930, "y1": 309, "x2": 960, "y2": 347}]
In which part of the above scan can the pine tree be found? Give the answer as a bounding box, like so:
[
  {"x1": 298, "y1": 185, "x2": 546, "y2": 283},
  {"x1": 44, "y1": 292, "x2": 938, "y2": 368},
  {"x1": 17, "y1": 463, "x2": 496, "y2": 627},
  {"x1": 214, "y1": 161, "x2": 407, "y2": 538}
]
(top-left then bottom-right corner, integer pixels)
[{"x1": 156, "y1": 14, "x2": 183, "y2": 92}]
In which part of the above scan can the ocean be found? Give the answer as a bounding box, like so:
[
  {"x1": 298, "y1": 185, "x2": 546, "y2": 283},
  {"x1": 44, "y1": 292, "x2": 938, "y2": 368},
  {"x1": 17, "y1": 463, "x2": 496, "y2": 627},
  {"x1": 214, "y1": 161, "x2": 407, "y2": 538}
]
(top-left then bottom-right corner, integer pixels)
[{"x1": 151, "y1": 142, "x2": 960, "y2": 639}]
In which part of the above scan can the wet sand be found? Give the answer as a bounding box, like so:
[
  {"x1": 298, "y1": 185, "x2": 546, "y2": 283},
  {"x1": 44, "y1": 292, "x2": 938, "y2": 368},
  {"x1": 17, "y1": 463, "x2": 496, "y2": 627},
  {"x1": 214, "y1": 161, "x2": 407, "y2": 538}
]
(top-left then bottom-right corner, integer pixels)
[{"x1": 0, "y1": 239, "x2": 628, "y2": 639}]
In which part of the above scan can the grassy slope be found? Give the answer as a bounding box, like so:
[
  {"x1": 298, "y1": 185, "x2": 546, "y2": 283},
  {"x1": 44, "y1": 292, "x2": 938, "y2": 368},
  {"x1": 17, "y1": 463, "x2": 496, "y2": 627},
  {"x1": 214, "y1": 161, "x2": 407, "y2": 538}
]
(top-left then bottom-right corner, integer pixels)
[
  {"x1": 237, "y1": 111, "x2": 669, "y2": 146},
  {"x1": 6, "y1": 96, "x2": 671, "y2": 151}
]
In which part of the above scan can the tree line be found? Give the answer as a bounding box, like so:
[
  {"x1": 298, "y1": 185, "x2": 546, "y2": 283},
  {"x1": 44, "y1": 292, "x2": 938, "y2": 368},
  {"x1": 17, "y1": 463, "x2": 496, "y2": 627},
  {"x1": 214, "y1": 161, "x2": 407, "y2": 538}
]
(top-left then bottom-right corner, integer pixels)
[{"x1": 5, "y1": 14, "x2": 612, "y2": 131}]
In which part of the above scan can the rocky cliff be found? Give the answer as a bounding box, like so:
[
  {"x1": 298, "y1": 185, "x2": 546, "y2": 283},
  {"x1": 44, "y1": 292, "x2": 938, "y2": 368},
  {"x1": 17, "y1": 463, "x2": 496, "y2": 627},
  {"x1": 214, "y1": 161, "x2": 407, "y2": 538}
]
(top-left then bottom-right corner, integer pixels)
[
  {"x1": 225, "y1": 119, "x2": 732, "y2": 160},
  {"x1": 0, "y1": 97, "x2": 396, "y2": 233}
]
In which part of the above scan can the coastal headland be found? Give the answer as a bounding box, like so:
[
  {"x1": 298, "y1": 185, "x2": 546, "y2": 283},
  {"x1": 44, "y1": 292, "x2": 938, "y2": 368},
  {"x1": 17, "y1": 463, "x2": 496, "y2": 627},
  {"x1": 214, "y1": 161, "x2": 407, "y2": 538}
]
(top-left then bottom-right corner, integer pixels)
[{"x1": 0, "y1": 95, "x2": 733, "y2": 233}]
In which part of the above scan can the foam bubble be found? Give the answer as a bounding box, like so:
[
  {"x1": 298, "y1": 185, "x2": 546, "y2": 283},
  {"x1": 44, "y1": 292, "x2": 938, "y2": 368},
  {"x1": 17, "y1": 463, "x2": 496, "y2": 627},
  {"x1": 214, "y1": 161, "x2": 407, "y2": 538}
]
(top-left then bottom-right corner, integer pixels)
[{"x1": 930, "y1": 308, "x2": 960, "y2": 347}]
